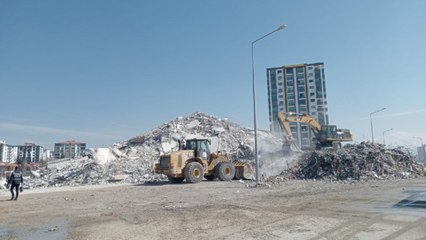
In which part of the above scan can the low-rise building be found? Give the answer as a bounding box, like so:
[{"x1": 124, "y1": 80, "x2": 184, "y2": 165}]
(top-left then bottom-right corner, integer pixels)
[
  {"x1": 0, "y1": 141, "x2": 18, "y2": 163},
  {"x1": 17, "y1": 143, "x2": 44, "y2": 163},
  {"x1": 53, "y1": 140, "x2": 86, "y2": 159}
]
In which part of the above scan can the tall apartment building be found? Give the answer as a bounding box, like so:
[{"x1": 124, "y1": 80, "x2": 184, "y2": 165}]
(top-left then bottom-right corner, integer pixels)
[
  {"x1": 267, "y1": 62, "x2": 329, "y2": 149},
  {"x1": 54, "y1": 140, "x2": 86, "y2": 159},
  {"x1": 17, "y1": 143, "x2": 44, "y2": 163}
]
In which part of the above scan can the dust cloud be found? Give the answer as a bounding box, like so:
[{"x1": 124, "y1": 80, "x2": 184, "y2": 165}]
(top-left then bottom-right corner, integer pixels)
[{"x1": 256, "y1": 134, "x2": 302, "y2": 177}]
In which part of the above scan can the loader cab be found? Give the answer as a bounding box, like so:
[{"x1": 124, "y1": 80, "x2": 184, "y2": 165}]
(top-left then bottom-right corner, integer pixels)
[{"x1": 184, "y1": 139, "x2": 211, "y2": 160}]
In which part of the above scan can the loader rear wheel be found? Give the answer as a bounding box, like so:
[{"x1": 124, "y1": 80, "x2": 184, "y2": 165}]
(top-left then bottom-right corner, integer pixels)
[
  {"x1": 167, "y1": 176, "x2": 184, "y2": 184},
  {"x1": 184, "y1": 162, "x2": 204, "y2": 183},
  {"x1": 215, "y1": 162, "x2": 235, "y2": 181}
]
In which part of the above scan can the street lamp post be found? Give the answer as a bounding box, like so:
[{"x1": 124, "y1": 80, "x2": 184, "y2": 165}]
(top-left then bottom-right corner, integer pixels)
[
  {"x1": 382, "y1": 128, "x2": 392, "y2": 145},
  {"x1": 252, "y1": 24, "x2": 286, "y2": 183},
  {"x1": 370, "y1": 107, "x2": 386, "y2": 143}
]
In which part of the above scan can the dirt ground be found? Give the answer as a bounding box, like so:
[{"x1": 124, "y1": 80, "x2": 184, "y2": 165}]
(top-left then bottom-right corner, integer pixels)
[{"x1": 1, "y1": 177, "x2": 425, "y2": 240}]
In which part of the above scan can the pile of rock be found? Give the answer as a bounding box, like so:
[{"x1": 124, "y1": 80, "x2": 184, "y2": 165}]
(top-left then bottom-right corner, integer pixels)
[
  {"x1": 279, "y1": 142, "x2": 426, "y2": 181},
  {"x1": 15, "y1": 112, "x2": 424, "y2": 189},
  {"x1": 111, "y1": 112, "x2": 282, "y2": 162},
  {"x1": 20, "y1": 112, "x2": 284, "y2": 189}
]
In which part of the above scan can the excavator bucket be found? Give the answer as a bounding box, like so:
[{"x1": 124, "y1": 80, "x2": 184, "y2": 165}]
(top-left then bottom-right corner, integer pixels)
[{"x1": 233, "y1": 162, "x2": 254, "y2": 180}]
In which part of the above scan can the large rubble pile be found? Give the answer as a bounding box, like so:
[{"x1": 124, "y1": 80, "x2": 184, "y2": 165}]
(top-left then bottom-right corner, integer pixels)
[
  {"x1": 279, "y1": 142, "x2": 426, "y2": 181},
  {"x1": 4, "y1": 113, "x2": 425, "y2": 190},
  {"x1": 15, "y1": 112, "x2": 284, "y2": 189}
]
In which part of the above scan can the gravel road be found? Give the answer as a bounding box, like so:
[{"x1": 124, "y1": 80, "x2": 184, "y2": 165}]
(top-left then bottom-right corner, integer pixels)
[{"x1": 1, "y1": 178, "x2": 425, "y2": 240}]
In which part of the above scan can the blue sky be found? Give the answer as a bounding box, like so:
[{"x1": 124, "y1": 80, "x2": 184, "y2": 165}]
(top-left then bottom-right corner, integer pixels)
[{"x1": 1, "y1": 0, "x2": 425, "y2": 149}]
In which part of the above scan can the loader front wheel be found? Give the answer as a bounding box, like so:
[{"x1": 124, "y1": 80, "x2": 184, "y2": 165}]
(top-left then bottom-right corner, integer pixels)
[
  {"x1": 215, "y1": 162, "x2": 235, "y2": 181},
  {"x1": 167, "y1": 176, "x2": 184, "y2": 184},
  {"x1": 184, "y1": 162, "x2": 204, "y2": 183}
]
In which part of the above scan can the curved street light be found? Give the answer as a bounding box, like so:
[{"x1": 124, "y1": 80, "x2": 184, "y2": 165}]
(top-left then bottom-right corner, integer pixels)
[
  {"x1": 370, "y1": 107, "x2": 386, "y2": 143},
  {"x1": 252, "y1": 24, "x2": 286, "y2": 183},
  {"x1": 382, "y1": 128, "x2": 392, "y2": 145}
]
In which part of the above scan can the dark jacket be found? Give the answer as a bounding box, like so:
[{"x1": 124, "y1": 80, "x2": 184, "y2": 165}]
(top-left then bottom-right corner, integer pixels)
[{"x1": 8, "y1": 170, "x2": 23, "y2": 185}]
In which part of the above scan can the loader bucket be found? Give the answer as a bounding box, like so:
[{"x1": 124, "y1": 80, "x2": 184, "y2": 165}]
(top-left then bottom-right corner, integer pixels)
[{"x1": 233, "y1": 162, "x2": 254, "y2": 180}]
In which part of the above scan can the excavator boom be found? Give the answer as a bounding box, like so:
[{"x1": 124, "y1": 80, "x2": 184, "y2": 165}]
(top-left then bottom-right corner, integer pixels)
[
  {"x1": 277, "y1": 112, "x2": 352, "y2": 150},
  {"x1": 277, "y1": 112, "x2": 304, "y2": 152}
]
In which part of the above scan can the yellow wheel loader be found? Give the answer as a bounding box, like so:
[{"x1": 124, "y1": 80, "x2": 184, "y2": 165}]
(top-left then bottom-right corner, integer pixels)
[{"x1": 155, "y1": 138, "x2": 253, "y2": 183}]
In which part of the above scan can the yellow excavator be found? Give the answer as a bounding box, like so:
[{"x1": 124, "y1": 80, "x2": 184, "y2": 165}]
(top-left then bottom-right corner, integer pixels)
[
  {"x1": 155, "y1": 138, "x2": 253, "y2": 183},
  {"x1": 277, "y1": 112, "x2": 353, "y2": 150}
]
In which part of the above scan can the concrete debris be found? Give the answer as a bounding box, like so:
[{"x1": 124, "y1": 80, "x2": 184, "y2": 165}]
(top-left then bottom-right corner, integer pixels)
[
  {"x1": 13, "y1": 112, "x2": 284, "y2": 189},
  {"x1": 31, "y1": 170, "x2": 41, "y2": 178},
  {"x1": 7, "y1": 113, "x2": 422, "y2": 190},
  {"x1": 277, "y1": 142, "x2": 426, "y2": 182},
  {"x1": 0, "y1": 178, "x2": 6, "y2": 190}
]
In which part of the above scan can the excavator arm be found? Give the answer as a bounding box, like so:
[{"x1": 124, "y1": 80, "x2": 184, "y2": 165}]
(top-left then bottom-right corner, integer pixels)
[
  {"x1": 278, "y1": 112, "x2": 322, "y2": 132},
  {"x1": 277, "y1": 112, "x2": 304, "y2": 152},
  {"x1": 277, "y1": 112, "x2": 322, "y2": 137},
  {"x1": 277, "y1": 112, "x2": 329, "y2": 150},
  {"x1": 277, "y1": 112, "x2": 353, "y2": 150}
]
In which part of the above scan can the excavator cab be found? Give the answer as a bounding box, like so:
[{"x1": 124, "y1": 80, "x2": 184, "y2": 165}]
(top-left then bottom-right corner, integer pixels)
[
  {"x1": 320, "y1": 125, "x2": 338, "y2": 139},
  {"x1": 320, "y1": 125, "x2": 352, "y2": 141}
]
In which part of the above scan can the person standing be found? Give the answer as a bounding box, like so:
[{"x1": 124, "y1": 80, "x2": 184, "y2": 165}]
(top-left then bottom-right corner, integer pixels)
[{"x1": 7, "y1": 166, "x2": 24, "y2": 201}]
